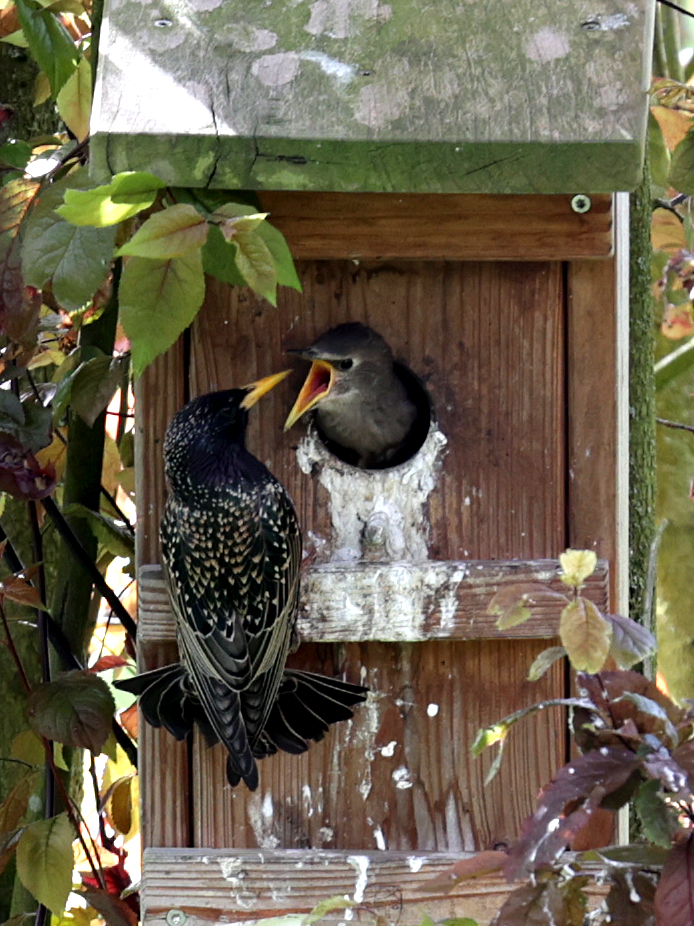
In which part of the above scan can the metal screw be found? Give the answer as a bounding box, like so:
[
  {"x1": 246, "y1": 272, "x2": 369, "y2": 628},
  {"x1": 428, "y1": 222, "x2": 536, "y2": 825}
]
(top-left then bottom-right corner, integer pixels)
[
  {"x1": 166, "y1": 911, "x2": 187, "y2": 926},
  {"x1": 154, "y1": 18, "x2": 173, "y2": 27},
  {"x1": 570, "y1": 194, "x2": 592, "y2": 214},
  {"x1": 581, "y1": 19, "x2": 601, "y2": 31}
]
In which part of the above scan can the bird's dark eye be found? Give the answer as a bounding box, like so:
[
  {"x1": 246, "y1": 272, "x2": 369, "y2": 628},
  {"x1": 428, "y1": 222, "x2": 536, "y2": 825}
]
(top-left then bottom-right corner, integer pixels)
[{"x1": 337, "y1": 358, "x2": 354, "y2": 371}]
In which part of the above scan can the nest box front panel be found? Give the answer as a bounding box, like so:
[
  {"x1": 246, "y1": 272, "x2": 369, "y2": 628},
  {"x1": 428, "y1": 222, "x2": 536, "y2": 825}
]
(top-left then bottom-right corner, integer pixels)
[{"x1": 180, "y1": 259, "x2": 567, "y2": 851}]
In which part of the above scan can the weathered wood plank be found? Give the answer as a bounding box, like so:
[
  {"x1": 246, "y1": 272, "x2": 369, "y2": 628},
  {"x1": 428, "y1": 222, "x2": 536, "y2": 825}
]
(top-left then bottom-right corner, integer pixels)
[
  {"x1": 91, "y1": 0, "x2": 653, "y2": 192},
  {"x1": 258, "y1": 192, "x2": 614, "y2": 261},
  {"x1": 141, "y1": 848, "x2": 607, "y2": 926},
  {"x1": 567, "y1": 194, "x2": 629, "y2": 616},
  {"x1": 134, "y1": 339, "x2": 190, "y2": 848},
  {"x1": 138, "y1": 558, "x2": 610, "y2": 645}
]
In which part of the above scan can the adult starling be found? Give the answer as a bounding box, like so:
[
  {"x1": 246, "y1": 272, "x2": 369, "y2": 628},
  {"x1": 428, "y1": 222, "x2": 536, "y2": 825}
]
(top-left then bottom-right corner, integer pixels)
[
  {"x1": 284, "y1": 322, "x2": 419, "y2": 469},
  {"x1": 117, "y1": 373, "x2": 367, "y2": 790}
]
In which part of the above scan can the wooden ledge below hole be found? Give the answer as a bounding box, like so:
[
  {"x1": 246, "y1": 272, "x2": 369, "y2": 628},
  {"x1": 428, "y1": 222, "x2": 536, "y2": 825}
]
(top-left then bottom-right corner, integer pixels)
[
  {"x1": 141, "y1": 848, "x2": 608, "y2": 926},
  {"x1": 138, "y1": 559, "x2": 609, "y2": 647}
]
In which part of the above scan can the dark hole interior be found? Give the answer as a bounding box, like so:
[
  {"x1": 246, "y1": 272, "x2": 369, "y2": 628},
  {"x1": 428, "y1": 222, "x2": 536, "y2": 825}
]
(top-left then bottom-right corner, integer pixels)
[{"x1": 315, "y1": 361, "x2": 433, "y2": 470}]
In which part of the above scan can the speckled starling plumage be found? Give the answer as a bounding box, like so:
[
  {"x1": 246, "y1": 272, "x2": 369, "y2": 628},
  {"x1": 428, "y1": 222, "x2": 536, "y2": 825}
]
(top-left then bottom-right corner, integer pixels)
[
  {"x1": 284, "y1": 323, "x2": 418, "y2": 468},
  {"x1": 117, "y1": 375, "x2": 367, "y2": 790}
]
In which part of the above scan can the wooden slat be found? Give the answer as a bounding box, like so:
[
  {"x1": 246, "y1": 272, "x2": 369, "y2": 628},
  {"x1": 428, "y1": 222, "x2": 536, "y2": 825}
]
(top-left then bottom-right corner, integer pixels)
[
  {"x1": 259, "y1": 192, "x2": 614, "y2": 261},
  {"x1": 567, "y1": 193, "x2": 629, "y2": 615},
  {"x1": 138, "y1": 558, "x2": 610, "y2": 645},
  {"x1": 135, "y1": 341, "x2": 190, "y2": 849},
  {"x1": 142, "y1": 848, "x2": 608, "y2": 926}
]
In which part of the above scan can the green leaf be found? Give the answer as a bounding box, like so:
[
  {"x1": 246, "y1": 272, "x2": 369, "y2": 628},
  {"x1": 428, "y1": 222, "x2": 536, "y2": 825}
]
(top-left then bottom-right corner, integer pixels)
[
  {"x1": 634, "y1": 779, "x2": 677, "y2": 848},
  {"x1": 11, "y1": 730, "x2": 45, "y2": 766},
  {"x1": 232, "y1": 226, "x2": 277, "y2": 305},
  {"x1": 27, "y1": 669, "x2": 116, "y2": 754},
  {"x1": 527, "y1": 645, "x2": 566, "y2": 681},
  {"x1": 304, "y1": 896, "x2": 355, "y2": 923},
  {"x1": 655, "y1": 337, "x2": 694, "y2": 392},
  {"x1": 69, "y1": 354, "x2": 126, "y2": 427},
  {"x1": 256, "y1": 219, "x2": 302, "y2": 291},
  {"x1": 0, "y1": 141, "x2": 32, "y2": 171},
  {"x1": 21, "y1": 168, "x2": 116, "y2": 311},
  {"x1": 57, "y1": 172, "x2": 166, "y2": 227},
  {"x1": 14, "y1": 0, "x2": 79, "y2": 98},
  {"x1": 119, "y1": 250, "x2": 205, "y2": 377},
  {"x1": 62, "y1": 503, "x2": 134, "y2": 559},
  {"x1": 56, "y1": 56, "x2": 92, "y2": 142},
  {"x1": 116, "y1": 204, "x2": 208, "y2": 258},
  {"x1": 16, "y1": 813, "x2": 73, "y2": 915},
  {"x1": 202, "y1": 224, "x2": 247, "y2": 286},
  {"x1": 0, "y1": 770, "x2": 40, "y2": 835},
  {"x1": 0, "y1": 393, "x2": 52, "y2": 453},
  {"x1": 670, "y1": 130, "x2": 694, "y2": 194},
  {"x1": 559, "y1": 597, "x2": 612, "y2": 673}
]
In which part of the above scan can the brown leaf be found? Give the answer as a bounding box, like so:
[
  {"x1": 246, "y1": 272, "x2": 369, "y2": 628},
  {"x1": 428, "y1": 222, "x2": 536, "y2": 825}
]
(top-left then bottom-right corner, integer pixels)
[
  {"x1": 424, "y1": 850, "x2": 507, "y2": 892},
  {"x1": 0, "y1": 769, "x2": 39, "y2": 836},
  {"x1": 505, "y1": 746, "x2": 641, "y2": 880},
  {"x1": 652, "y1": 105, "x2": 694, "y2": 152},
  {"x1": 90, "y1": 655, "x2": 130, "y2": 673},
  {"x1": 655, "y1": 835, "x2": 694, "y2": 926},
  {"x1": 605, "y1": 870, "x2": 656, "y2": 925},
  {"x1": 80, "y1": 886, "x2": 138, "y2": 926},
  {"x1": 117, "y1": 704, "x2": 138, "y2": 739},
  {"x1": 491, "y1": 878, "x2": 570, "y2": 926},
  {"x1": 560, "y1": 598, "x2": 612, "y2": 673},
  {"x1": 0, "y1": 571, "x2": 46, "y2": 610}
]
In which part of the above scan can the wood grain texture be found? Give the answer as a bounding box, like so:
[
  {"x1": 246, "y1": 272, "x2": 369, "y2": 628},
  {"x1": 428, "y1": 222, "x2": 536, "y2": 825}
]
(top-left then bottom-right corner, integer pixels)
[
  {"x1": 182, "y1": 260, "x2": 567, "y2": 851},
  {"x1": 91, "y1": 0, "x2": 653, "y2": 192},
  {"x1": 135, "y1": 342, "x2": 190, "y2": 848},
  {"x1": 141, "y1": 848, "x2": 608, "y2": 926},
  {"x1": 258, "y1": 192, "x2": 614, "y2": 261},
  {"x1": 138, "y1": 559, "x2": 610, "y2": 645}
]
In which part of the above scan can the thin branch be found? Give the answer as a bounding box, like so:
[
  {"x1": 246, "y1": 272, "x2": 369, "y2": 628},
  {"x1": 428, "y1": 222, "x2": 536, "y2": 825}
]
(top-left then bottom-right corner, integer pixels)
[
  {"x1": 41, "y1": 497, "x2": 138, "y2": 640},
  {"x1": 656, "y1": 416, "x2": 694, "y2": 434},
  {"x1": 659, "y1": 0, "x2": 694, "y2": 20}
]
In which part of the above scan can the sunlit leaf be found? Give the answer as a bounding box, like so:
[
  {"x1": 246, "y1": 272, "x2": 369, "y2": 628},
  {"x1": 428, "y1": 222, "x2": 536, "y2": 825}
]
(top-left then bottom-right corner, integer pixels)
[
  {"x1": 11, "y1": 730, "x2": 45, "y2": 766},
  {"x1": 233, "y1": 228, "x2": 277, "y2": 305},
  {"x1": 58, "y1": 172, "x2": 166, "y2": 227},
  {"x1": 16, "y1": 812, "x2": 73, "y2": 915},
  {"x1": 27, "y1": 669, "x2": 115, "y2": 754},
  {"x1": 559, "y1": 549, "x2": 597, "y2": 587},
  {"x1": 559, "y1": 598, "x2": 612, "y2": 673},
  {"x1": 634, "y1": 779, "x2": 677, "y2": 848},
  {"x1": 256, "y1": 219, "x2": 302, "y2": 291},
  {"x1": 116, "y1": 204, "x2": 208, "y2": 259},
  {"x1": 201, "y1": 224, "x2": 247, "y2": 286},
  {"x1": 13, "y1": 0, "x2": 79, "y2": 97},
  {"x1": 1, "y1": 570, "x2": 46, "y2": 609},
  {"x1": 119, "y1": 250, "x2": 205, "y2": 377},
  {"x1": 56, "y1": 56, "x2": 92, "y2": 142}
]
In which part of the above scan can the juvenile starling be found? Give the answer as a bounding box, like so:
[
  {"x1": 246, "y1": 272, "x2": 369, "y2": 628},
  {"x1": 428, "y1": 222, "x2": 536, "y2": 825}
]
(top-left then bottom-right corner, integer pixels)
[
  {"x1": 117, "y1": 373, "x2": 367, "y2": 790},
  {"x1": 284, "y1": 323, "x2": 418, "y2": 468}
]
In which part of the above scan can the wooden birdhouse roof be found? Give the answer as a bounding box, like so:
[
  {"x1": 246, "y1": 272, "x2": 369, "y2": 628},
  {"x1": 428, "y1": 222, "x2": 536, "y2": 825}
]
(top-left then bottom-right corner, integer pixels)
[{"x1": 91, "y1": 0, "x2": 654, "y2": 193}]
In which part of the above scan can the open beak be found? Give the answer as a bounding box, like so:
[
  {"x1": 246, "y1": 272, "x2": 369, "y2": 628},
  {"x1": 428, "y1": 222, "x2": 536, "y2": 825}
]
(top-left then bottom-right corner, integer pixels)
[
  {"x1": 284, "y1": 360, "x2": 335, "y2": 430},
  {"x1": 241, "y1": 369, "x2": 292, "y2": 410}
]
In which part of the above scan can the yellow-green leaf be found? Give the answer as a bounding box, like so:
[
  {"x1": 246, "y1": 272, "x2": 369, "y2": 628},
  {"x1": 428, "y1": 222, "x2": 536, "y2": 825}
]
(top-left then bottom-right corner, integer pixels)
[
  {"x1": 56, "y1": 57, "x2": 92, "y2": 142},
  {"x1": 57, "y1": 171, "x2": 166, "y2": 227},
  {"x1": 234, "y1": 230, "x2": 277, "y2": 305},
  {"x1": 0, "y1": 769, "x2": 39, "y2": 835},
  {"x1": 559, "y1": 598, "x2": 612, "y2": 673},
  {"x1": 116, "y1": 204, "x2": 208, "y2": 259},
  {"x1": 119, "y1": 249, "x2": 205, "y2": 377},
  {"x1": 559, "y1": 549, "x2": 597, "y2": 587},
  {"x1": 16, "y1": 813, "x2": 74, "y2": 915}
]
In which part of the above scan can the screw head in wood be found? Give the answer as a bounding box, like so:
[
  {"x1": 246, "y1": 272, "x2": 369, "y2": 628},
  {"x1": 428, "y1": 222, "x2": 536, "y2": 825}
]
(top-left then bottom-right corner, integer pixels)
[
  {"x1": 570, "y1": 195, "x2": 592, "y2": 214},
  {"x1": 166, "y1": 911, "x2": 187, "y2": 926}
]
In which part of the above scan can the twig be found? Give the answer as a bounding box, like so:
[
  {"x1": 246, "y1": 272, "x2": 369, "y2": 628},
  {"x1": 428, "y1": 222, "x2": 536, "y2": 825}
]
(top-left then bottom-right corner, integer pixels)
[
  {"x1": 41, "y1": 497, "x2": 138, "y2": 640},
  {"x1": 659, "y1": 0, "x2": 694, "y2": 20},
  {"x1": 656, "y1": 416, "x2": 694, "y2": 434}
]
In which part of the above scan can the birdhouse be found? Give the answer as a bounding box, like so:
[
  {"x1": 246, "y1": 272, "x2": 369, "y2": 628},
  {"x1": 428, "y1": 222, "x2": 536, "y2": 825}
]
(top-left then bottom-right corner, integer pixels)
[{"x1": 98, "y1": 0, "x2": 654, "y2": 921}]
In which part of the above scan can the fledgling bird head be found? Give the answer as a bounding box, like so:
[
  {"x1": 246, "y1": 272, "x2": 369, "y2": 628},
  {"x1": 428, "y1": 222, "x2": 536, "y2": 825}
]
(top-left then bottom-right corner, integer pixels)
[
  {"x1": 284, "y1": 323, "x2": 399, "y2": 428},
  {"x1": 164, "y1": 370, "x2": 290, "y2": 494},
  {"x1": 283, "y1": 323, "x2": 418, "y2": 468}
]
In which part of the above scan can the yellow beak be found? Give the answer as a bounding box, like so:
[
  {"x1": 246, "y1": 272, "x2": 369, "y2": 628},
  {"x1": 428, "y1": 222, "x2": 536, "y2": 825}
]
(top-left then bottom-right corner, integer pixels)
[
  {"x1": 284, "y1": 360, "x2": 335, "y2": 430},
  {"x1": 241, "y1": 369, "x2": 292, "y2": 410}
]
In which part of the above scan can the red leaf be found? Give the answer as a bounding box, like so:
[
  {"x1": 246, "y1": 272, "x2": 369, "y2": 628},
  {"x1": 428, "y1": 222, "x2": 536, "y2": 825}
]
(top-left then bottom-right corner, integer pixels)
[
  {"x1": 424, "y1": 850, "x2": 507, "y2": 892},
  {"x1": 117, "y1": 704, "x2": 138, "y2": 739},
  {"x1": 90, "y1": 655, "x2": 130, "y2": 673},
  {"x1": 0, "y1": 439, "x2": 55, "y2": 500},
  {"x1": 655, "y1": 835, "x2": 694, "y2": 926}
]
